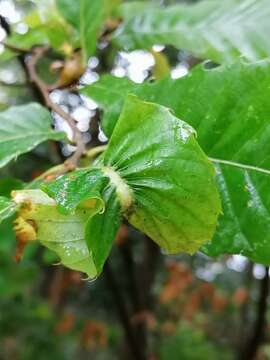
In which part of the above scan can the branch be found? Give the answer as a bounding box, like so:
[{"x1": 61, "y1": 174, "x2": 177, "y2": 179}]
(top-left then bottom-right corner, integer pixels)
[
  {"x1": 135, "y1": 238, "x2": 161, "y2": 353},
  {"x1": 25, "y1": 46, "x2": 86, "y2": 169},
  {"x1": 237, "y1": 262, "x2": 254, "y2": 354},
  {"x1": 140, "y1": 237, "x2": 160, "y2": 310},
  {"x1": 240, "y1": 266, "x2": 269, "y2": 360},
  {"x1": 0, "y1": 41, "x2": 28, "y2": 54},
  {"x1": 104, "y1": 261, "x2": 146, "y2": 360}
]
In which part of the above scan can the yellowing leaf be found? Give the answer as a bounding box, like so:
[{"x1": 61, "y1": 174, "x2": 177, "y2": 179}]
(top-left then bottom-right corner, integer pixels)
[{"x1": 13, "y1": 190, "x2": 98, "y2": 277}]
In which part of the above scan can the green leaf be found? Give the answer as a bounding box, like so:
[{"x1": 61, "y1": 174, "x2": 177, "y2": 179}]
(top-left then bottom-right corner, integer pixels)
[
  {"x1": 42, "y1": 168, "x2": 118, "y2": 274},
  {"x1": 7, "y1": 5, "x2": 77, "y2": 51},
  {"x1": 101, "y1": 95, "x2": 221, "y2": 254},
  {"x1": 12, "y1": 190, "x2": 97, "y2": 277},
  {"x1": 115, "y1": 1, "x2": 154, "y2": 20},
  {"x1": 56, "y1": 0, "x2": 117, "y2": 60},
  {"x1": 42, "y1": 168, "x2": 108, "y2": 214},
  {"x1": 6, "y1": 29, "x2": 49, "y2": 50},
  {"x1": 82, "y1": 60, "x2": 270, "y2": 264},
  {"x1": 0, "y1": 103, "x2": 65, "y2": 168},
  {"x1": 86, "y1": 185, "x2": 121, "y2": 274},
  {"x1": 114, "y1": 0, "x2": 270, "y2": 63},
  {"x1": 42, "y1": 168, "x2": 120, "y2": 274},
  {"x1": 38, "y1": 95, "x2": 220, "y2": 273},
  {"x1": 55, "y1": 0, "x2": 80, "y2": 29},
  {"x1": 7, "y1": 12, "x2": 73, "y2": 51},
  {"x1": 202, "y1": 165, "x2": 270, "y2": 264},
  {"x1": 0, "y1": 197, "x2": 17, "y2": 223}
]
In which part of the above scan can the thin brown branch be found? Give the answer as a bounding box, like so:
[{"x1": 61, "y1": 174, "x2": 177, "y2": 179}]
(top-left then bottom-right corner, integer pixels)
[
  {"x1": 140, "y1": 237, "x2": 161, "y2": 310},
  {"x1": 119, "y1": 240, "x2": 147, "y2": 356},
  {"x1": 104, "y1": 261, "x2": 146, "y2": 360},
  {"x1": 0, "y1": 41, "x2": 29, "y2": 54},
  {"x1": 240, "y1": 266, "x2": 269, "y2": 360},
  {"x1": 237, "y1": 262, "x2": 254, "y2": 354},
  {"x1": 25, "y1": 46, "x2": 86, "y2": 168}
]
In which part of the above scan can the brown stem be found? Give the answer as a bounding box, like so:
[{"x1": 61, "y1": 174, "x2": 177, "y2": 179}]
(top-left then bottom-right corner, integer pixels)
[
  {"x1": 119, "y1": 241, "x2": 142, "y2": 313},
  {"x1": 0, "y1": 41, "x2": 28, "y2": 54},
  {"x1": 237, "y1": 262, "x2": 254, "y2": 354},
  {"x1": 104, "y1": 261, "x2": 146, "y2": 360},
  {"x1": 25, "y1": 46, "x2": 86, "y2": 168},
  {"x1": 240, "y1": 266, "x2": 269, "y2": 360},
  {"x1": 140, "y1": 237, "x2": 160, "y2": 310},
  {"x1": 119, "y1": 240, "x2": 150, "y2": 358}
]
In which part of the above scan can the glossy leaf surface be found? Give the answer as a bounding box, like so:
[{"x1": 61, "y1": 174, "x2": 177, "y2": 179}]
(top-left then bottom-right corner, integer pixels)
[
  {"x1": 82, "y1": 60, "x2": 270, "y2": 263},
  {"x1": 40, "y1": 96, "x2": 220, "y2": 271},
  {"x1": 42, "y1": 168, "x2": 116, "y2": 274},
  {"x1": 114, "y1": 0, "x2": 270, "y2": 63},
  {"x1": 202, "y1": 165, "x2": 270, "y2": 264},
  {"x1": 0, "y1": 103, "x2": 65, "y2": 168},
  {"x1": 101, "y1": 95, "x2": 221, "y2": 254},
  {"x1": 86, "y1": 185, "x2": 121, "y2": 274},
  {"x1": 42, "y1": 168, "x2": 108, "y2": 214}
]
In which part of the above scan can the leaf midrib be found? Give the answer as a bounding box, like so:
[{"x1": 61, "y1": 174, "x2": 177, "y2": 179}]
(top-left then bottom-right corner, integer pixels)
[{"x1": 210, "y1": 157, "x2": 270, "y2": 176}]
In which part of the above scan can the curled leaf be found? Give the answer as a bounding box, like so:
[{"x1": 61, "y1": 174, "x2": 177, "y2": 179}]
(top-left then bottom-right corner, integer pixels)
[
  {"x1": 42, "y1": 168, "x2": 121, "y2": 274},
  {"x1": 101, "y1": 95, "x2": 221, "y2": 254},
  {"x1": 86, "y1": 185, "x2": 122, "y2": 274},
  {"x1": 39, "y1": 96, "x2": 221, "y2": 272},
  {"x1": 12, "y1": 189, "x2": 98, "y2": 277},
  {"x1": 42, "y1": 168, "x2": 108, "y2": 214}
]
